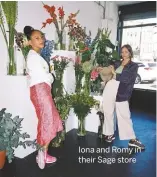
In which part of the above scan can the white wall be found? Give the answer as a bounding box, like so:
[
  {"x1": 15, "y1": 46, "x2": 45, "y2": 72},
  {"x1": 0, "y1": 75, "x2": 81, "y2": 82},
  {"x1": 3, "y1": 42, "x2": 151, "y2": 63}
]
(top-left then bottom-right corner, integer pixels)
[{"x1": 100, "y1": 1, "x2": 119, "y2": 45}]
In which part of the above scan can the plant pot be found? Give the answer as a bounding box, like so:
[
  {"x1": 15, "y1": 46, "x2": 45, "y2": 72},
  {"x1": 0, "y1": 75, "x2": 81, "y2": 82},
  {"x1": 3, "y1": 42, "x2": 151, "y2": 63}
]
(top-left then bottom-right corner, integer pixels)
[
  {"x1": 0, "y1": 151, "x2": 6, "y2": 169},
  {"x1": 77, "y1": 118, "x2": 86, "y2": 136}
]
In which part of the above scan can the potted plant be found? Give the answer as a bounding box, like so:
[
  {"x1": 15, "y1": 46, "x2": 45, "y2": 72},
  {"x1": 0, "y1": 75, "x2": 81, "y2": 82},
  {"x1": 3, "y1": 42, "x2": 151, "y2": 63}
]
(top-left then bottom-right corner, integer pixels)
[
  {"x1": 70, "y1": 92, "x2": 97, "y2": 136},
  {"x1": 0, "y1": 108, "x2": 36, "y2": 169},
  {"x1": 0, "y1": 1, "x2": 18, "y2": 75},
  {"x1": 90, "y1": 28, "x2": 119, "y2": 93}
]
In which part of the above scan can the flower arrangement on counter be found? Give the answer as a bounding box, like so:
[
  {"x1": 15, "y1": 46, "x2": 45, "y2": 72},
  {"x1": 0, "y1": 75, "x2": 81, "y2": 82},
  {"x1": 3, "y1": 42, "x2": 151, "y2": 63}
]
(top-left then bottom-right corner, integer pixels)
[
  {"x1": 41, "y1": 2, "x2": 79, "y2": 50},
  {"x1": 51, "y1": 55, "x2": 72, "y2": 97}
]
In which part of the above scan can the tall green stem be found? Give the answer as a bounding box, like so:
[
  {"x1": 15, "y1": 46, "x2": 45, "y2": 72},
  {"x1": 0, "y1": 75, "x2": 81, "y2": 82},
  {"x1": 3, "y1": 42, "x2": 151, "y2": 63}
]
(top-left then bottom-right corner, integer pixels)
[{"x1": 84, "y1": 73, "x2": 91, "y2": 95}]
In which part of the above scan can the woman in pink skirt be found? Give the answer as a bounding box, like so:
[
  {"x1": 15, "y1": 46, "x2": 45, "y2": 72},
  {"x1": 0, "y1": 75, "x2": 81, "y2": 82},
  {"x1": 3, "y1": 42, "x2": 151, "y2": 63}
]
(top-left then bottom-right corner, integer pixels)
[{"x1": 24, "y1": 26, "x2": 63, "y2": 169}]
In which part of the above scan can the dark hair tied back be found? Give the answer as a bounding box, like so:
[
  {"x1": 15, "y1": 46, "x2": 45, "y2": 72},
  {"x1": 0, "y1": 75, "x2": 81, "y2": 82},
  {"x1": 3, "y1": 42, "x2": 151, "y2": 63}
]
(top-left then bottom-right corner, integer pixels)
[{"x1": 23, "y1": 26, "x2": 35, "y2": 40}]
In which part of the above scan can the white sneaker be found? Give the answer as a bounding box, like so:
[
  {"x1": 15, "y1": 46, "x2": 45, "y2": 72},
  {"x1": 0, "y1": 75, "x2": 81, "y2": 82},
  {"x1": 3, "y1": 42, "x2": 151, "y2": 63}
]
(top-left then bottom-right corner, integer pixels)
[{"x1": 37, "y1": 149, "x2": 46, "y2": 169}]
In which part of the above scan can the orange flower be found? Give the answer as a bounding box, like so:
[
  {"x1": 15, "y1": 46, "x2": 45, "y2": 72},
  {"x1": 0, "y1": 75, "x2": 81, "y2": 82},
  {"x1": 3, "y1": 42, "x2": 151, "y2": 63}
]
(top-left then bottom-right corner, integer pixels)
[
  {"x1": 44, "y1": 4, "x2": 55, "y2": 14},
  {"x1": 43, "y1": 5, "x2": 51, "y2": 12},
  {"x1": 58, "y1": 6, "x2": 65, "y2": 19},
  {"x1": 46, "y1": 18, "x2": 53, "y2": 24},
  {"x1": 49, "y1": 6, "x2": 55, "y2": 14}
]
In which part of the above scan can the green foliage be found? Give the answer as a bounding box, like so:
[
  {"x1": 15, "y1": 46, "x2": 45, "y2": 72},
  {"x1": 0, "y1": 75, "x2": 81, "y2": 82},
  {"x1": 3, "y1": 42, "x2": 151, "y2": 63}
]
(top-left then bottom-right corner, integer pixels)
[
  {"x1": 78, "y1": 28, "x2": 101, "y2": 63},
  {"x1": 0, "y1": 108, "x2": 36, "y2": 163},
  {"x1": 95, "y1": 28, "x2": 119, "y2": 67},
  {"x1": 90, "y1": 28, "x2": 101, "y2": 53},
  {"x1": 90, "y1": 28, "x2": 119, "y2": 93},
  {"x1": 55, "y1": 94, "x2": 71, "y2": 121},
  {"x1": 91, "y1": 75, "x2": 102, "y2": 93},
  {"x1": 70, "y1": 92, "x2": 97, "y2": 119},
  {"x1": 0, "y1": 1, "x2": 18, "y2": 75}
]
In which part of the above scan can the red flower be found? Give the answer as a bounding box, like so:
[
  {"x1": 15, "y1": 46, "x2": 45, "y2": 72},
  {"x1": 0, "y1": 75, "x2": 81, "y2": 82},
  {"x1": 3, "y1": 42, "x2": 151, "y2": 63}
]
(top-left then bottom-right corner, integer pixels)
[
  {"x1": 80, "y1": 47, "x2": 89, "y2": 53},
  {"x1": 46, "y1": 18, "x2": 53, "y2": 24},
  {"x1": 58, "y1": 6, "x2": 65, "y2": 19}
]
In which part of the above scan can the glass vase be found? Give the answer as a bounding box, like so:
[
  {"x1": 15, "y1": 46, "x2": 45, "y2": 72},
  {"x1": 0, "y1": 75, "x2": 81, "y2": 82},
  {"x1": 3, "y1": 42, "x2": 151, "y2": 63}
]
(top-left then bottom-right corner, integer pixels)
[
  {"x1": 7, "y1": 46, "x2": 17, "y2": 75},
  {"x1": 77, "y1": 118, "x2": 86, "y2": 136}
]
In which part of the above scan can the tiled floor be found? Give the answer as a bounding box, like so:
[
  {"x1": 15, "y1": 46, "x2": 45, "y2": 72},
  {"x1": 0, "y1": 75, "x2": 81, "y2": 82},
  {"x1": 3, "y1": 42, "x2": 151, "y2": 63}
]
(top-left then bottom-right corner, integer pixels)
[{"x1": 1, "y1": 110, "x2": 156, "y2": 177}]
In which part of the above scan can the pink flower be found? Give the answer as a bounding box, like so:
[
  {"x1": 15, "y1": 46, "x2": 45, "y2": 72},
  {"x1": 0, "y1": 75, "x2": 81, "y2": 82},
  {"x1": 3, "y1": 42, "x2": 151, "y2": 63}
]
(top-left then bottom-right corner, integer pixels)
[
  {"x1": 75, "y1": 56, "x2": 81, "y2": 64},
  {"x1": 91, "y1": 69, "x2": 99, "y2": 80}
]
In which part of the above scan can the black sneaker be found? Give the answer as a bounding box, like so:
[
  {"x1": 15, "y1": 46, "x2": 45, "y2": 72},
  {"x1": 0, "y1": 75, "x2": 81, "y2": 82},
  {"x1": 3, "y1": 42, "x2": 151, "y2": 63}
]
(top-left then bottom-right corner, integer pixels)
[
  {"x1": 128, "y1": 139, "x2": 145, "y2": 150},
  {"x1": 104, "y1": 135, "x2": 115, "y2": 143}
]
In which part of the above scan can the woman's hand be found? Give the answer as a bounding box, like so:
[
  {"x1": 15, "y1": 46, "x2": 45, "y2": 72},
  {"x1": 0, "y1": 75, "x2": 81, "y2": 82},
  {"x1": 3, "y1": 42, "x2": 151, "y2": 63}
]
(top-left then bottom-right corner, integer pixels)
[{"x1": 96, "y1": 67, "x2": 103, "y2": 73}]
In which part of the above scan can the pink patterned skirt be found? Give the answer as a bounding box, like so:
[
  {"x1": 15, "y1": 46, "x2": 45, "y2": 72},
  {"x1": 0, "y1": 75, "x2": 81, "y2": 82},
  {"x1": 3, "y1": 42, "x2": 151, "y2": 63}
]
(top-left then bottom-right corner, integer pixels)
[{"x1": 30, "y1": 82, "x2": 63, "y2": 146}]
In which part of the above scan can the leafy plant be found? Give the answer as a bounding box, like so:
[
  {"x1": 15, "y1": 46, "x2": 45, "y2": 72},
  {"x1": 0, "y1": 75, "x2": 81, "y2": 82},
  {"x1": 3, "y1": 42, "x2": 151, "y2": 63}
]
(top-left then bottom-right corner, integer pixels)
[
  {"x1": 51, "y1": 94, "x2": 72, "y2": 147},
  {"x1": 70, "y1": 92, "x2": 97, "y2": 120},
  {"x1": 0, "y1": 108, "x2": 36, "y2": 163},
  {"x1": 90, "y1": 28, "x2": 119, "y2": 93},
  {"x1": 55, "y1": 94, "x2": 71, "y2": 121},
  {"x1": 0, "y1": 1, "x2": 18, "y2": 75},
  {"x1": 95, "y1": 28, "x2": 119, "y2": 67}
]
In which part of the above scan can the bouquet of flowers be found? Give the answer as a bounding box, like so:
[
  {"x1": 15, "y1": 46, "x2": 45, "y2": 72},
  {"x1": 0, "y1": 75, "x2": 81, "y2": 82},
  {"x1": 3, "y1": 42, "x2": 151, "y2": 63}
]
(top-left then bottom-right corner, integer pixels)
[
  {"x1": 41, "y1": 3, "x2": 79, "y2": 50},
  {"x1": 51, "y1": 55, "x2": 72, "y2": 97}
]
